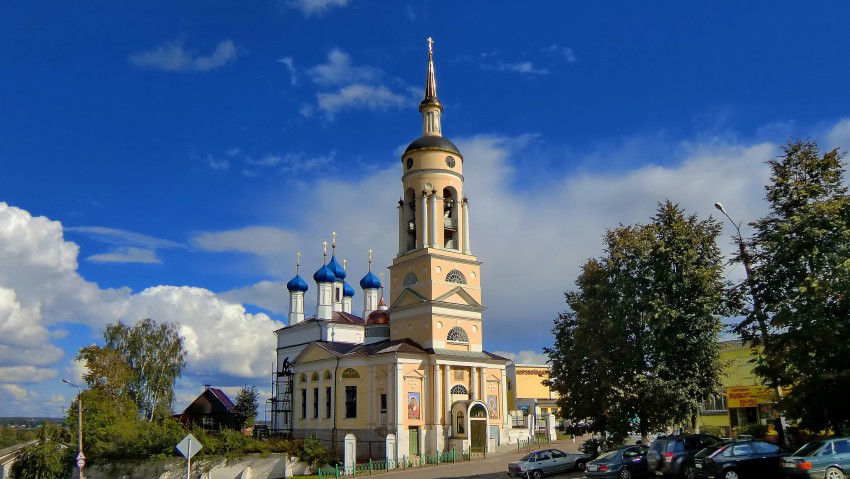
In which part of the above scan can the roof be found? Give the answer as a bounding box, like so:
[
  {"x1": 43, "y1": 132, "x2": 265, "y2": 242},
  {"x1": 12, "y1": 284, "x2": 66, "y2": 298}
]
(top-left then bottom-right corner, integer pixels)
[
  {"x1": 428, "y1": 348, "x2": 511, "y2": 362},
  {"x1": 308, "y1": 338, "x2": 429, "y2": 359},
  {"x1": 404, "y1": 135, "x2": 461, "y2": 156},
  {"x1": 208, "y1": 387, "x2": 236, "y2": 412}
]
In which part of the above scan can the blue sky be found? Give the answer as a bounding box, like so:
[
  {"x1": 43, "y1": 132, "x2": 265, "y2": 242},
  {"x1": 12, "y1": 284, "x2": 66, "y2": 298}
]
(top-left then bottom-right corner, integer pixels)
[{"x1": 2, "y1": 1, "x2": 850, "y2": 418}]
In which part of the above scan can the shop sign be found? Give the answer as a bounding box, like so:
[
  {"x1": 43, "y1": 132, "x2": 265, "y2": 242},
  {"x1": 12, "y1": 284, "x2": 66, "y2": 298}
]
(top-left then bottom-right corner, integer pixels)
[
  {"x1": 726, "y1": 385, "x2": 775, "y2": 408},
  {"x1": 516, "y1": 369, "x2": 548, "y2": 377}
]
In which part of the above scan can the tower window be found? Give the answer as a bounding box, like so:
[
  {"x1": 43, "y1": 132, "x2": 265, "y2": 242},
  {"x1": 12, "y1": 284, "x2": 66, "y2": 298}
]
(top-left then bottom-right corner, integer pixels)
[
  {"x1": 311, "y1": 371, "x2": 319, "y2": 381},
  {"x1": 300, "y1": 373, "x2": 307, "y2": 383},
  {"x1": 445, "y1": 269, "x2": 467, "y2": 284},
  {"x1": 342, "y1": 368, "x2": 360, "y2": 379},
  {"x1": 403, "y1": 272, "x2": 419, "y2": 287},
  {"x1": 447, "y1": 327, "x2": 469, "y2": 343}
]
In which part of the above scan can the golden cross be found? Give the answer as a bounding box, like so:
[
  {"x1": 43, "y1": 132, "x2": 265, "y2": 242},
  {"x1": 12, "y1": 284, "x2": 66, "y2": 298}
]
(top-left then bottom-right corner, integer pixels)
[{"x1": 427, "y1": 37, "x2": 434, "y2": 54}]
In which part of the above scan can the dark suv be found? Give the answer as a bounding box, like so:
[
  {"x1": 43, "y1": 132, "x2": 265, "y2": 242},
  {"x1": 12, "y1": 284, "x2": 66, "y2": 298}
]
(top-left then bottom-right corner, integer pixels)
[{"x1": 647, "y1": 433, "x2": 721, "y2": 478}]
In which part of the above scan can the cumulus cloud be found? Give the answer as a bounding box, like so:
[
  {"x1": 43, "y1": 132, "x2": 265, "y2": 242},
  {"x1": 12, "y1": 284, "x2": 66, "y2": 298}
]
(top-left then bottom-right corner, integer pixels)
[
  {"x1": 0, "y1": 202, "x2": 283, "y2": 415},
  {"x1": 288, "y1": 0, "x2": 348, "y2": 17},
  {"x1": 494, "y1": 350, "x2": 550, "y2": 365},
  {"x1": 303, "y1": 49, "x2": 414, "y2": 118},
  {"x1": 129, "y1": 39, "x2": 238, "y2": 72}
]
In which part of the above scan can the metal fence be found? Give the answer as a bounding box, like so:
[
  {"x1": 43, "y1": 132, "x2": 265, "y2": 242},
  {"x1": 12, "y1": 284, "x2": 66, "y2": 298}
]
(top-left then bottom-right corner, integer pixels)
[{"x1": 318, "y1": 448, "x2": 489, "y2": 477}]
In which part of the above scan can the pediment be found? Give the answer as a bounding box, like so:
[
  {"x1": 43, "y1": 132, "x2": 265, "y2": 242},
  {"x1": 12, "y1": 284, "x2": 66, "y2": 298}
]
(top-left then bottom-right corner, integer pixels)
[
  {"x1": 434, "y1": 286, "x2": 482, "y2": 309},
  {"x1": 293, "y1": 343, "x2": 337, "y2": 364},
  {"x1": 390, "y1": 288, "x2": 428, "y2": 309}
]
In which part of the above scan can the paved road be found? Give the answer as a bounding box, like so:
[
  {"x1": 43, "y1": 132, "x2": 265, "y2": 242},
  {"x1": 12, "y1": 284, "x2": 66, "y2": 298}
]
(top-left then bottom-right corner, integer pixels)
[{"x1": 380, "y1": 439, "x2": 587, "y2": 479}]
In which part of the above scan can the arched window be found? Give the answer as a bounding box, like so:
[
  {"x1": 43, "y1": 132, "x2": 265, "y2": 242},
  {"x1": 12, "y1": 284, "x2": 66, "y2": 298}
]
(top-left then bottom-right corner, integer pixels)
[
  {"x1": 311, "y1": 371, "x2": 319, "y2": 381},
  {"x1": 324, "y1": 370, "x2": 332, "y2": 380},
  {"x1": 447, "y1": 327, "x2": 469, "y2": 343},
  {"x1": 470, "y1": 404, "x2": 487, "y2": 418},
  {"x1": 450, "y1": 384, "x2": 468, "y2": 395},
  {"x1": 456, "y1": 410, "x2": 465, "y2": 434},
  {"x1": 403, "y1": 272, "x2": 419, "y2": 287},
  {"x1": 299, "y1": 373, "x2": 307, "y2": 382},
  {"x1": 445, "y1": 269, "x2": 467, "y2": 284},
  {"x1": 342, "y1": 368, "x2": 360, "y2": 379}
]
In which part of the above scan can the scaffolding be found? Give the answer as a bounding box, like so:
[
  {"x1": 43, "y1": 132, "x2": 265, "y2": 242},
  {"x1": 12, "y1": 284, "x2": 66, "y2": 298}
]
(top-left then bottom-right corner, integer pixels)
[{"x1": 270, "y1": 357, "x2": 294, "y2": 438}]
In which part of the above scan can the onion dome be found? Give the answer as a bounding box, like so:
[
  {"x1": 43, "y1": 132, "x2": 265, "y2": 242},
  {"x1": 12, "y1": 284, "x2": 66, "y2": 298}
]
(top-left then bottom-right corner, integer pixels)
[
  {"x1": 286, "y1": 274, "x2": 309, "y2": 292},
  {"x1": 343, "y1": 281, "x2": 355, "y2": 297},
  {"x1": 377, "y1": 296, "x2": 388, "y2": 309},
  {"x1": 366, "y1": 309, "x2": 390, "y2": 325},
  {"x1": 313, "y1": 264, "x2": 336, "y2": 283},
  {"x1": 327, "y1": 255, "x2": 346, "y2": 281},
  {"x1": 359, "y1": 271, "x2": 381, "y2": 290}
]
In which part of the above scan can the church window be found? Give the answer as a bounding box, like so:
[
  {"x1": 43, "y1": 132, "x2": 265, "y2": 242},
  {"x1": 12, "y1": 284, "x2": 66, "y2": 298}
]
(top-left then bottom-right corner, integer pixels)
[
  {"x1": 313, "y1": 388, "x2": 319, "y2": 418},
  {"x1": 300, "y1": 373, "x2": 307, "y2": 383},
  {"x1": 311, "y1": 371, "x2": 319, "y2": 381},
  {"x1": 456, "y1": 411, "x2": 465, "y2": 434},
  {"x1": 450, "y1": 384, "x2": 468, "y2": 395},
  {"x1": 326, "y1": 387, "x2": 332, "y2": 418},
  {"x1": 345, "y1": 386, "x2": 357, "y2": 418},
  {"x1": 447, "y1": 327, "x2": 469, "y2": 343},
  {"x1": 342, "y1": 368, "x2": 360, "y2": 379},
  {"x1": 445, "y1": 269, "x2": 467, "y2": 284},
  {"x1": 470, "y1": 404, "x2": 487, "y2": 418},
  {"x1": 324, "y1": 370, "x2": 332, "y2": 380},
  {"x1": 301, "y1": 389, "x2": 307, "y2": 419},
  {"x1": 403, "y1": 272, "x2": 418, "y2": 287}
]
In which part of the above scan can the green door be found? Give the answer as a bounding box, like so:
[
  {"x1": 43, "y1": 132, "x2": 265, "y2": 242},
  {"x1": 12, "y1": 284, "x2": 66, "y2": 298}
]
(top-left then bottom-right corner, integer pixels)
[
  {"x1": 408, "y1": 426, "x2": 419, "y2": 457},
  {"x1": 471, "y1": 421, "x2": 486, "y2": 451}
]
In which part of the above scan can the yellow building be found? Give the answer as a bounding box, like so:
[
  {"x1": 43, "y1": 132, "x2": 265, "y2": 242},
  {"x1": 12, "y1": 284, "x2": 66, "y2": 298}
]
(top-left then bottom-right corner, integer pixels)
[
  {"x1": 506, "y1": 364, "x2": 558, "y2": 420},
  {"x1": 698, "y1": 340, "x2": 781, "y2": 437},
  {"x1": 271, "y1": 40, "x2": 510, "y2": 460}
]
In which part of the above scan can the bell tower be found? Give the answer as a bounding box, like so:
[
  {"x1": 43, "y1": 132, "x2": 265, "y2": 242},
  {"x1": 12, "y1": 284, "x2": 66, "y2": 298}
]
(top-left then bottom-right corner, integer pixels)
[{"x1": 388, "y1": 38, "x2": 484, "y2": 351}]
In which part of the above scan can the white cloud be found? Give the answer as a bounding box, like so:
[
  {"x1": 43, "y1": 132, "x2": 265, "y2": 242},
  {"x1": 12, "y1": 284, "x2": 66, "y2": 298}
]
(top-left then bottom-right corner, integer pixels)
[
  {"x1": 308, "y1": 49, "x2": 379, "y2": 87},
  {"x1": 1, "y1": 384, "x2": 38, "y2": 402},
  {"x1": 191, "y1": 226, "x2": 300, "y2": 256},
  {"x1": 207, "y1": 154, "x2": 230, "y2": 171},
  {"x1": 288, "y1": 0, "x2": 348, "y2": 17},
  {"x1": 87, "y1": 247, "x2": 162, "y2": 264},
  {"x1": 65, "y1": 226, "x2": 180, "y2": 264},
  {"x1": 278, "y1": 56, "x2": 297, "y2": 85},
  {"x1": 317, "y1": 84, "x2": 410, "y2": 116},
  {"x1": 497, "y1": 62, "x2": 549, "y2": 75},
  {"x1": 494, "y1": 350, "x2": 550, "y2": 365},
  {"x1": 129, "y1": 39, "x2": 238, "y2": 72},
  {"x1": 827, "y1": 119, "x2": 850, "y2": 152},
  {"x1": 0, "y1": 366, "x2": 57, "y2": 384}
]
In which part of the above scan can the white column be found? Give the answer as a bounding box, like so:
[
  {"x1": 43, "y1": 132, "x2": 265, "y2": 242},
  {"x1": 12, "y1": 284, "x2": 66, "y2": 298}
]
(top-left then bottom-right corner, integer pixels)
[
  {"x1": 471, "y1": 367, "x2": 479, "y2": 400},
  {"x1": 369, "y1": 365, "x2": 377, "y2": 426},
  {"x1": 479, "y1": 367, "x2": 486, "y2": 402},
  {"x1": 433, "y1": 363, "x2": 442, "y2": 425},
  {"x1": 421, "y1": 192, "x2": 429, "y2": 248},
  {"x1": 442, "y1": 365, "x2": 450, "y2": 426},
  {"x1": 462, "y1": 200, "x2": 471, "y2": 254},
  {"x1": 319, "y1": 374, "x2": 324, "y2": 421},
  {"x1": 501, "y1": 369, "x2": 509, "y2": 429},
  {"x1": 397, "y1": 201, "x2": 405, "y2": 254},
  {"x1": 429, "y1": 191, "x2": 438, "y2": 248}
]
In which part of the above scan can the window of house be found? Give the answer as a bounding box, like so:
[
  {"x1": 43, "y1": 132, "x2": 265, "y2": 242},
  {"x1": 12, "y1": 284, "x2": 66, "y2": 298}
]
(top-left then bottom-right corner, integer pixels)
[
  {"x1": 301, "y1": 389, "x2": 307, "y2": 419},
  {"x1": 345, "y1": 386, "x2": 357, "y2": 418},
  {"x1": 447, "y1": 327, "x2": 468, "y2": 343},
  {"x1": 313, "y1": 388, "x2": 319, "y2": 418},
  {"x1": 342, "y1": 368, "x2": 360, "y2": 379},
  {"x1": 326, "y1": 387, "x2": 332, "y2": 418},
  {"x1": 380, "y1": 393, "x2": 387, "y2": 412},
  {"x1": 202, "y1": 416, "x2": 213, "y2": 428}
]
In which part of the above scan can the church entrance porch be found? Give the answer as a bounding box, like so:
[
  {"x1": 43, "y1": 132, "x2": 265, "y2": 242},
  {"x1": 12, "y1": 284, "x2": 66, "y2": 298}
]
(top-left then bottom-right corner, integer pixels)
[{"x1": 448, "y1": 400, "x2": 492, "y2": 453}]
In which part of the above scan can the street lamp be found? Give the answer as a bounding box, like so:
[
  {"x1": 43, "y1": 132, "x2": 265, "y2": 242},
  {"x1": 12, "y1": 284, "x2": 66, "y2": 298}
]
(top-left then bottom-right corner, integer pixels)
[
  {"x1": 62, "y1": 379, "x2": 86, "y2": 479},
  {"x1": 714, "y1": 202, "x2": 786, "y2": 445}
]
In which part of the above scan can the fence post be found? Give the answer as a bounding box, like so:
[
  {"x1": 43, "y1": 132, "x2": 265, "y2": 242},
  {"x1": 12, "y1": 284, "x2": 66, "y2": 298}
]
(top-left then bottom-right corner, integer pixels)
[{"x1": 335, "y1": 463, "x2": 339, "y2": 478}]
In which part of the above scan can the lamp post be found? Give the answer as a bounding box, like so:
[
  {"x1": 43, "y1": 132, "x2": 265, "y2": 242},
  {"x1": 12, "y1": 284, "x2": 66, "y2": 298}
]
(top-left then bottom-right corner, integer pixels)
[
  {"x1": 714, "y1": 202, "x2": 786, "y2": 445},
  {"x1": 62, "y1": 379, "x2": 85, "y2": 479}
]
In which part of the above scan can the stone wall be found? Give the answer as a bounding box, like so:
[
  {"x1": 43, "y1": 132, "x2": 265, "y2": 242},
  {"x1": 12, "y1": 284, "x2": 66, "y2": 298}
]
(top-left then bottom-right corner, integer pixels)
[{"x1": 81, "y1": 454, "x2": 311, "y2": 479}]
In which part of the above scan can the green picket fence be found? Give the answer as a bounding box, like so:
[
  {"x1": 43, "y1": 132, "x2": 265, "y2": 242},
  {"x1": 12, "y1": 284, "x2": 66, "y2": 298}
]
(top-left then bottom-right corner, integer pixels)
[{"x1": 517, "y1": 435, "x2": 551, "y2": 453}]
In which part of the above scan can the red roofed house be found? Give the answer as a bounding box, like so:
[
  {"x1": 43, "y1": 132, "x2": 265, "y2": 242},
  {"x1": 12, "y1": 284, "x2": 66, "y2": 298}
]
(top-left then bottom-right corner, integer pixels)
[{"x1": 176, "y1": 385, "x2": 238, "y2": 431}]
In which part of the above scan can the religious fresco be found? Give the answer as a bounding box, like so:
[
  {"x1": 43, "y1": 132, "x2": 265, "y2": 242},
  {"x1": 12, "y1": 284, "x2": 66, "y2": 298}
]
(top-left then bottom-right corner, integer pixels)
[{"x1": 408, "y1": 392, "x2": 420, "y2": 419}]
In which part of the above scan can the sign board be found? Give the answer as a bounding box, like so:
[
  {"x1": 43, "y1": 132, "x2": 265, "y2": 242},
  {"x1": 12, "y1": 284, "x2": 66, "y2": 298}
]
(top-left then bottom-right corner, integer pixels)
[
  {"x1": 76, "y1": 451, "x2": 86, "y2": 468},
  {"x1": 176, "y1": 433, "x2": 203, "y2": 460},
  {"x1": 726, "y1": 385, "x2": 775, "y2": 408}
]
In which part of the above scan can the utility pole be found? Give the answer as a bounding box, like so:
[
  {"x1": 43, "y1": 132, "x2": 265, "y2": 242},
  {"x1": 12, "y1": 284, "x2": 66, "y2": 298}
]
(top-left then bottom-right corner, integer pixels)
[
  {"x1": 714, "y1": 202, "x2": 787, "y2": 445},
  {"x1": 62, "y1": 379, "x2": 85, "y2": 479}
]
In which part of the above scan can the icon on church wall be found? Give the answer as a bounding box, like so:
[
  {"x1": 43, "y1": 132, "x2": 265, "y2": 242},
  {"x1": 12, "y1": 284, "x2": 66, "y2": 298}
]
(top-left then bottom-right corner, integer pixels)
[
  {"x1": 454, "y1": 369, "x2": 464, "y2": 380},
  {"x1": 488, "y1": 395, "x2": 498, "y2": 419},
  {"x1": 408, "y1": 392, "x2": 420, "y2": 420}
]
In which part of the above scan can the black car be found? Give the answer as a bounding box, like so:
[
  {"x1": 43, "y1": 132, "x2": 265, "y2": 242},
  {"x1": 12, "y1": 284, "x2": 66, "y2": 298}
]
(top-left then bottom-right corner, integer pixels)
[
  {"x1": 647, "y1": 433, "x2": 721, "y2": 478},
  {"x1": 693, "y1": 439, "x2": 790, "y2": 479},
  {"x1": 586, "y1": 444, "x2": 651, "y2": 479}
]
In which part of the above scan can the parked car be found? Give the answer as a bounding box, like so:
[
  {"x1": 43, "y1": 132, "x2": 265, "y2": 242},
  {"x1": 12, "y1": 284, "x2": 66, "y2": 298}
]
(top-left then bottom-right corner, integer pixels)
[
  {"x1": 693, "y1": 439, "x2": 790, "y2": 479},
  {"x1": 507, "y1": 448, "x2": 589, "y2": 478},
  {"x1": 782, "y1": 437, "x2": 850, "y2": 479},
  {"x1": 586, "y1": 444, "x2": 651, "y2": 479},
  {"x1": 647, "y1": 433, "x2": 721, "y2": 478}
]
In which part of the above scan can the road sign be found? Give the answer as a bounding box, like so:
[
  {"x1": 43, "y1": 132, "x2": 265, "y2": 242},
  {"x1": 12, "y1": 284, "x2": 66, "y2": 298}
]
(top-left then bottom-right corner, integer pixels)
[
  {"x1": 75, "y1": 451, "x2": 85, "y2": 468},
  {"x1": 176, "y1": 434, "x2": 203, "y2": 460}
]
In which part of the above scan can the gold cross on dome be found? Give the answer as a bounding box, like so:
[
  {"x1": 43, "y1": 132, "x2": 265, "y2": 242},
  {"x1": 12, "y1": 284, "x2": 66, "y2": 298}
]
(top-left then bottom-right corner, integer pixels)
[
  {"x1": 332, "y1": 231, "x2": 337, "y2": 246},
  {"x1": 427, "y1": 37, "x2": 434, "y2": 53}
]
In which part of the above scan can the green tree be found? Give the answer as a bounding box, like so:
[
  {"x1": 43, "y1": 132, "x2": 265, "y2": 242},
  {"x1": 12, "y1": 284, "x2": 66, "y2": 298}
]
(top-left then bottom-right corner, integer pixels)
[
  {"x1": 10, "y1": 423, "x2": 72, "y2": 479},
  {"x1": 740, "y1": 139, "x2": 850, "y2": 433},
  {"x1": 546, "y1": 201, "x2": 728, "y2": 441},
  {"x1": 102, "y1": 318, "x2": 187, "y2": 420},
  {"x1": 233, "y1": 385, "x2": 260, "y2": 429}
]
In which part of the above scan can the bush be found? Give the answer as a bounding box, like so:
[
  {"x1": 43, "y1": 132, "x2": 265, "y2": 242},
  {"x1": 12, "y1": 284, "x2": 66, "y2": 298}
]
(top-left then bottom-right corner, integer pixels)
[
  {"x1": 699, "y1": 426, "x2": 726, "y2": 438},
  {"x1": 734, "y1": 424, "x2": 769, "y2": 439}
]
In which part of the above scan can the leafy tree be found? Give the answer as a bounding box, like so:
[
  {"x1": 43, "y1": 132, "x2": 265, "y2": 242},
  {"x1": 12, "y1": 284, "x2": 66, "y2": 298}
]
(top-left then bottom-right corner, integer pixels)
[
  {"x1": 101, "y1": 318, "x2": 187, "y2": 420},
  {"x1": 546, "y1": 201, "x2": 728, "y2": 441},
  {"x1": 10, "y1": 423, "x2": 72, "y2": 479},
  {"x1": 739, "y1": 139, "x2": 850, "y2": 433},
  {"x1": 233, "y1": 385, "x2": 260, "y2": 429}
]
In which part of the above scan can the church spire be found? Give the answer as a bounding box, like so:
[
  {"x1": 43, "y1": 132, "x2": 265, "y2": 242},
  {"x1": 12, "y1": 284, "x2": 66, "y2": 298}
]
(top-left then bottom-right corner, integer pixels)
[{"x1": 420, "y1": 37, "x2": 443, "y2": 137}]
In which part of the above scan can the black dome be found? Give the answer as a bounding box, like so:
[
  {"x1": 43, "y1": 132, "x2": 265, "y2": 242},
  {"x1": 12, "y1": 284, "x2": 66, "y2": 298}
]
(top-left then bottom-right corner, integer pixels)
[{"x1": 404, "y1": 136, "x2": 461, "y2": 156}]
